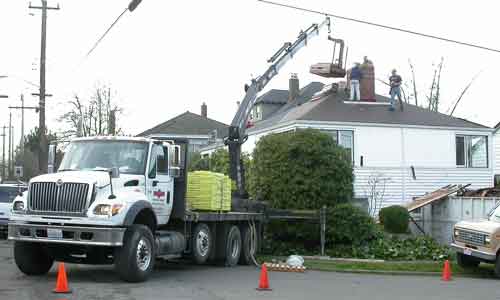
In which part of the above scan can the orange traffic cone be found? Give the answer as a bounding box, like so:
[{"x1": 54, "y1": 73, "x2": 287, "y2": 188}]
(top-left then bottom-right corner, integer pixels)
[
  {"x1": 442, "y1": 260, "x2": 452, "y2": 281},
  {"x1": 256, "y1": 263, "x2": 272, "y2": 291},
  {"x1": 53, "y1": 263, "x2": 72, "y2": 294}
]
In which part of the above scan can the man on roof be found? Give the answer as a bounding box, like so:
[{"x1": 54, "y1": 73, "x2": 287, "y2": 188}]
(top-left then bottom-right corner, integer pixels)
[
  {"x1": 389, "y1": 69, "x2": 403, "y2": 111},
  {"x1": 349, "y1": 62, "x2": 362, "y2": 101}
]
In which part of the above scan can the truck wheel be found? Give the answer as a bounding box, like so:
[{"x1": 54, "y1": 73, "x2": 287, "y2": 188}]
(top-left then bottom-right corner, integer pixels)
[
  {"x1": 192, "y1": 223, "x2": 212, "y2": 264},
  {"x1": 495, "y1": 255, "x2": 500, "y2": 278},
  {"x1": 457, "y1": 252, "x2": 480, "y2": 269},
  {"x1": 114, "y1": 225, "x2": 156, "y2": 282},
  {"x1": 14, "y1": 241, "x2": 54, "y2": 275},
  {"x1": 239, "y1": 225, "x2": 257, "y2": 265},
  {"x1": 224, "y1": 225, "x2": 242, "y2": 267}
]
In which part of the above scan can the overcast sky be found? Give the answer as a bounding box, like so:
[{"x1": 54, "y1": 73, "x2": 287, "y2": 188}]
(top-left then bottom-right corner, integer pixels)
[{"x1": 0, "y1": 0, "x2": 499, "y2": 147}]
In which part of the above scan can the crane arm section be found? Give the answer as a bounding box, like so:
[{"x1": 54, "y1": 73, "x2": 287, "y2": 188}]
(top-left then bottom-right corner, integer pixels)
[
  {"x1": 227, "y1": 17, "x2": 331, "y2": 198},
  {"x1": 230, "y1": 17, "x2": 330, "y2": 134}
]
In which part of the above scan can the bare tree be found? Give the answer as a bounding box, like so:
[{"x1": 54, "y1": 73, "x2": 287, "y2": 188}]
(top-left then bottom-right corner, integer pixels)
[
  {"x1": 426, "y1": 57, "x2": 444, "y2": 112},
  {"x1": 364, "y1": 172, "x2": 390, "y2": 217},
  {"x1": 408, "y1": 59, "x2": 418, "y2": 106},
  {"x1": 58, "y1": 83, "x2": 123, "y2": 139}
]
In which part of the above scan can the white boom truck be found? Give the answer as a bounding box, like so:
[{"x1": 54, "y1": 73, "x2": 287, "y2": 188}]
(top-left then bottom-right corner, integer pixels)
[
  {"x1": 8, "y1": 17, "x2": 335, "y2": 282},
  {"x1": 8, "y1": 136, "x2": 263, "y2": 282}
]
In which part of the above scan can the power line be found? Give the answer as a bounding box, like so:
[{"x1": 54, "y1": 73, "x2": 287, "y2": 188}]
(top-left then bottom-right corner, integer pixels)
[
  {"x1": 85, "y1": 7, "x2": 129, "y2": 59},
  {"x1": 257, "y1": 0, "x2": 500, "y2": 54}
]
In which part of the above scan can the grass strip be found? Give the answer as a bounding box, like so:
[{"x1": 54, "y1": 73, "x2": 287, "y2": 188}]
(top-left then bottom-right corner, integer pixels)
[{"x1": 258, "y1": 256, "x2": 496, "y2": 278}]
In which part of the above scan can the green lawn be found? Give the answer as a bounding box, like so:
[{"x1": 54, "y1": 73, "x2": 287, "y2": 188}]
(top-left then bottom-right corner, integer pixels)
[{"x1": 259, "y1": 256, "x2": 497, "y2": 278}]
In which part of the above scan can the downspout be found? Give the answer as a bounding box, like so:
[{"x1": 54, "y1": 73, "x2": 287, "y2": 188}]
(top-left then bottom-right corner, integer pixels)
[{"x1": 401, "y1": 127, "x2": 407, "y2": 203}]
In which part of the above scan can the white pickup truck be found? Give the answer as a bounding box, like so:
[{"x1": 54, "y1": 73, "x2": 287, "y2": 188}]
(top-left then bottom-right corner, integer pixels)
[
  {"x1": 451, "y1": 202, "x2": 500, "y2": 277},
  {"x1": 8, "y1": 136, "x2": 262, "y2": 282}
]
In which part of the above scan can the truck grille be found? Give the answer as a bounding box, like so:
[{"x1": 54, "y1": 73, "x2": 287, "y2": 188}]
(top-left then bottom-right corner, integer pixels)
[
  {"x1": 29, "y1": 182, "x2": 90, "y2": 214},
  {"x1": 456, "y1": 229, "x2": 486, "y2": 246}
]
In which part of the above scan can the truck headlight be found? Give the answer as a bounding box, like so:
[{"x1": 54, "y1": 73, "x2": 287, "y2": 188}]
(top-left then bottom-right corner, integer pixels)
[
  {"x1": 454, "y1": 229, "x2": 459, "y2": 238},
  {"x1": 94, "y1": 204, "x2": 124, "y2": 217},
  {"x1": 12, "y1": 201, "x2": 25, "y2": 212},
  {"x1": 485, "y1": 235, "x2": 491, "y2": 245}
]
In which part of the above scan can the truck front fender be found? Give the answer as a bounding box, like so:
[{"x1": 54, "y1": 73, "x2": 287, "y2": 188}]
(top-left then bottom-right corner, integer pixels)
[{"x1": 123, "y1": 200, "x2": 158, "y2": 231}]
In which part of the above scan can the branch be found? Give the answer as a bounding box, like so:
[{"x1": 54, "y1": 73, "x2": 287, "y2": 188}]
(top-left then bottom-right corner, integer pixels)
[
  {"x1": 408, "y1": 59, "x2": 418, "y2": 106},
  {"x1": 449, "y1": 71, "x2": 483, "y2": 116}
]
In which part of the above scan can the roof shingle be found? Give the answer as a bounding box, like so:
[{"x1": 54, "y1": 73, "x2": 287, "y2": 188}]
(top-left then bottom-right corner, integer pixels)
[{"x1": 250, "y1": 88, "x2": 489, "y2": 132}]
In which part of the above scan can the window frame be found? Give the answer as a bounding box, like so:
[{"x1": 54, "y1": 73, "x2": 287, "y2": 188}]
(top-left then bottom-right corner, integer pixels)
[
  {"x1": 455, "y1": 134, "x2": 489, "y2": 168},
  {"x1": 320, "y1": 129, "x2": 355, "y2": 164}
]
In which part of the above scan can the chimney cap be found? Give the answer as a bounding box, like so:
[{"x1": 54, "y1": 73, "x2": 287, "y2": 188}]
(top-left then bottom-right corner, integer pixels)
[{"x1": 290, "y1": 73, "x2": 298, "y2": 79}]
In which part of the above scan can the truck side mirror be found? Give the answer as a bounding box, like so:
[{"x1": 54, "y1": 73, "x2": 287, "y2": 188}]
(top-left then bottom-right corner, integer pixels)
[
  {"x1": 169, "y1": 145, "x2": 182, "y2": 168},
  {"x1": 110, "y1": 167, "x2": 120, "y2": 178},
  {"x1": 48, "y1": 144, "x2": 56, "y2": 173},
  {"x1": 169, "y1": 167, "x2": 180, "y2": 178}
]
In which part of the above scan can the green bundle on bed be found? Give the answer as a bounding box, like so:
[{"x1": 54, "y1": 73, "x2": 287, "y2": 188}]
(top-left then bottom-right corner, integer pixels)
[{"x1": 186, "y1": 171, "x2": 231, "y2": 211}]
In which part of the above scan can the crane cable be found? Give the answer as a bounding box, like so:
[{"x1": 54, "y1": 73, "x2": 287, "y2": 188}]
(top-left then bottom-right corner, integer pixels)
[{"x1": 258, "y1": 0, "x2": 500, "y2": 54}]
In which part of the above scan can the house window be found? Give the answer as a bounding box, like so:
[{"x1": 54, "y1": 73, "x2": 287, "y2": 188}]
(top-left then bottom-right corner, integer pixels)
[
  {"x1": 456, "y1": 135, "x2": 488, "y2": 168},
  {"x1": 252, "y1": 105, "x2": 263, "y2": 121},
  {"x1": 321, "y1": 130, "x2": 354, "y2": 163}
]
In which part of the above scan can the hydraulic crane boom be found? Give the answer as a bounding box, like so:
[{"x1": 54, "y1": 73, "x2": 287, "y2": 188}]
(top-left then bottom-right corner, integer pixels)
[{"x1": 226, "y1": 16, "x2": 331, "y2": 198}]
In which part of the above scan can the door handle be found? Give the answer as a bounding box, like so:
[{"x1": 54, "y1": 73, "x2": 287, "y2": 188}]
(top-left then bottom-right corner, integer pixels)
[
  {"x1": 167, "y1": 191, "x2": 170, "y2": 204},
  {"x1": 152, "y1": 180, "x2": 159, "y2": 187}
]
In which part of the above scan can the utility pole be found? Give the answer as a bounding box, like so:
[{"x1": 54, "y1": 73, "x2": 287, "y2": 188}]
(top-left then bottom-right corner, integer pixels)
[
  {"x1": 30, "y1": 0, "x2": 59, "y2": 174},
  {"x1": 8, "y1": 112, "x2": 12, "y2": 178},
  {"x1": 0, "y1": 127, "x2": 5, "y2": 180},
  {"x1": 9, "y1": 94, "x2": 39, "y2": 154}
]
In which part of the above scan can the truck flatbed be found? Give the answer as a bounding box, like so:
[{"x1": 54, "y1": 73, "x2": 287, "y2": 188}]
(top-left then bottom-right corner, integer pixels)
[{"x1": 184, "y1": 210, "x2": 264, "y2": 222}]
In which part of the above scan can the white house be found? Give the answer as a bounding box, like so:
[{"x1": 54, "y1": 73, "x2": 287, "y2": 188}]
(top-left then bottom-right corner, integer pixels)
[
  {"x1": 203, "y1": 75, "x2": 494, "y2": 214},
  {"x1": 493, "y1": 123, "x2": 500, "y2": 186},
  {"x1": 137, "y1": 103, "x2": 229, "y2": 153}
]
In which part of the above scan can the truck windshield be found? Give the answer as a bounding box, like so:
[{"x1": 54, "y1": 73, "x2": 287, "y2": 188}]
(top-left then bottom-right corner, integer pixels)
[
  {"x1": 489, "y1": 202, "x2": 500, "y2": 222},
  {"x1": 59, "y1": 140, "x2": 149, "y2": 175}
]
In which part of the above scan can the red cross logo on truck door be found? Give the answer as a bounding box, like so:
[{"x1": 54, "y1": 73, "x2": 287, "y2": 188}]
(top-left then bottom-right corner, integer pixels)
[{"x1": 153, "y1": 190, "x2": 165, "y2": 199}]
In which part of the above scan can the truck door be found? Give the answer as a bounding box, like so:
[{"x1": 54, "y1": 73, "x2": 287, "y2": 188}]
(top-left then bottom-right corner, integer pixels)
[{"x1": 146, "y1": 144, "x2": 174, "y2": 225}]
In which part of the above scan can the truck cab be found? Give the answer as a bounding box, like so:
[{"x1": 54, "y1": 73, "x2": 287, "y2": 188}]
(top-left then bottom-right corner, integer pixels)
[{"x1": 9, "y1": 136, "x2": 261, "y2": 282}]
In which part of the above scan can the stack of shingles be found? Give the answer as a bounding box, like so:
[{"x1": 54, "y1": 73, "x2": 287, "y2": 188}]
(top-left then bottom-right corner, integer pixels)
[{"x1": 460, "y1": 187, "x2": 500, "y2": 197}]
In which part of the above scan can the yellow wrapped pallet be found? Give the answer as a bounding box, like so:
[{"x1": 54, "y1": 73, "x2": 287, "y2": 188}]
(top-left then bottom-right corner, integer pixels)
[{"x1": 186, "y1": 171, "x2": 231, "y2": 211}]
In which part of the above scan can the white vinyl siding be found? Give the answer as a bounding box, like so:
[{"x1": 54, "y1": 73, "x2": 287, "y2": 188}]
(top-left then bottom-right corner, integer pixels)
[{"x1": 354, "y1": 166, "x2": 493, "y2": 215}]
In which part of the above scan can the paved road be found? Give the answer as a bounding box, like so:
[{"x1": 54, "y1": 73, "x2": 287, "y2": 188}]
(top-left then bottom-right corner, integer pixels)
[{"x1": 1, "y1": 240, "x2": 500, "y2": 300}]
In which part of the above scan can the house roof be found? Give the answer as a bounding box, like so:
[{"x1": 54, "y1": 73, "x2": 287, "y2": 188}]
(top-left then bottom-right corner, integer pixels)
[
  {"x1": 254, "y1": 82, "x2": 325, "y2": 105},
  {"x1": 250, "y1": 88, "x2": 490, "y2": 132},
  {"x1": 255, "y1": 89, "x2": 288, "y2": 105},
  {"x1": 137, "y1": 111, "x2": 229, "y2": 137}
]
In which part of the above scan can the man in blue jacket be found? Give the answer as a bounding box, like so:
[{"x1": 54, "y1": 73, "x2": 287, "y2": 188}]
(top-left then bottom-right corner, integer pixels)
[{"x1": 349, "y1": 62, "x2": 362, "y2": 100}]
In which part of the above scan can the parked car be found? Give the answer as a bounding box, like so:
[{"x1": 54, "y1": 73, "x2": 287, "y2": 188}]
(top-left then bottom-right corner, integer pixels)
[{"x1": 0, "y1": 183, "x2": 27, "y2": 237}]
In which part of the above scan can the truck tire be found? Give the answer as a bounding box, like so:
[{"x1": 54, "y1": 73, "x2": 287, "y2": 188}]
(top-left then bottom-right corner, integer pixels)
[
  {"x1": 495, "y1": 255, "x2": 500, "y2": 278},
  {"x1": 192, "y1": 223, "x2": 212, "y2": 264},
  {"x1": 239, "y1": 225, "x2": 257, "y2": 265},
  {"x1": 114, "y1": 225, "x2": 156, "y2": 282},
  {"x1": 457, "y1": 252, "x2": 480, "y2": 269},
  {"x1": 224, "y1": 225, "x2": 242, "y2": 267},
  {"x1": 14, "y1": 241, "x2": 54, "y2": 275}
]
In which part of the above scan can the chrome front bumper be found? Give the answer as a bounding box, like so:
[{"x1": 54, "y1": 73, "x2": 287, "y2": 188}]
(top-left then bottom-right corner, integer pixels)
[
  {"x1": 8, "y1": 222, "x2": 126, "y2": 246},
  {"x1": 450, "y1": 243, "x2": 496, "y2": 262}
]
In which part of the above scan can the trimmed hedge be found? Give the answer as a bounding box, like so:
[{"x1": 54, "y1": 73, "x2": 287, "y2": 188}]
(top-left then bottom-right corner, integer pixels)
[
  {"x1": 379, "y1": 205, "x2": 410, "y2": 234},
  {"x1": 326, "y1": 204, "x2": 380, "y2": 247},
  {"x1": 249, "y1": 129, "x2": 354, "y2": 209}
]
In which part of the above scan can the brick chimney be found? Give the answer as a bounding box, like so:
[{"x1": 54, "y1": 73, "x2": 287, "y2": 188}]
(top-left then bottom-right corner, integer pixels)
[
  {"x1": 289, "y1": 73, "x2": 300, "y2": 102},
  {"x1": 201, "y1": 102, "x2": 207, "y2": 118}
]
